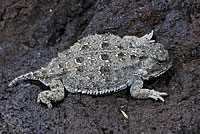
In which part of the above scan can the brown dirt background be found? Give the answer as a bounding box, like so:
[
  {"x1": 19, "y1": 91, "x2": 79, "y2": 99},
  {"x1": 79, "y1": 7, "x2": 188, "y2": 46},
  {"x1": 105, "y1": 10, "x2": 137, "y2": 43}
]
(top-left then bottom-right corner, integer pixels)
[{"x1": 0, "y1": 0, "x2": 200, "y2": 134}]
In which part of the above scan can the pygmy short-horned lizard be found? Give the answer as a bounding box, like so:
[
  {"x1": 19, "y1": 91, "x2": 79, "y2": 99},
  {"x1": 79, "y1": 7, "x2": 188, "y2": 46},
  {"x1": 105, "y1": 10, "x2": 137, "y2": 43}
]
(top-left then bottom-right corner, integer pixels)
[{"x1": 9, "y1": 31, "x2": 172, "y2": 108}]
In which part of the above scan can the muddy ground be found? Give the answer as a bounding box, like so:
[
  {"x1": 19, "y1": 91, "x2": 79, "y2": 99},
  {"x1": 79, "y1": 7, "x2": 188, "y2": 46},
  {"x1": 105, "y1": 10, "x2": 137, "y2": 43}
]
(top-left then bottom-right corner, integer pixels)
[{"x1": 0, "y1": 0, "x2": 200, "y2": 134}]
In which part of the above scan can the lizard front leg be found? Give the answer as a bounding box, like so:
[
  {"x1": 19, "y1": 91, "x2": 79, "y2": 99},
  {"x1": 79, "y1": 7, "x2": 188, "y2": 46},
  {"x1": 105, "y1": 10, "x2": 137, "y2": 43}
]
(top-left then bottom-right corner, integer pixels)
[
  {"x1": 130, "y1": 75, "x2": 167, "y2": 102},
  {"x1": 37, "y1": 79, "x2": 65, "y2": 108}
]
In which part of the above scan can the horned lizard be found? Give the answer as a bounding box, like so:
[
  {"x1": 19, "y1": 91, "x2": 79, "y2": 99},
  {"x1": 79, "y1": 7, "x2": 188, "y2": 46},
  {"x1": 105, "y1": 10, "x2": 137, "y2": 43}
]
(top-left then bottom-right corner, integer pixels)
[{"x1": 9, "y1": 31, "x2": 172, "y2": 108}]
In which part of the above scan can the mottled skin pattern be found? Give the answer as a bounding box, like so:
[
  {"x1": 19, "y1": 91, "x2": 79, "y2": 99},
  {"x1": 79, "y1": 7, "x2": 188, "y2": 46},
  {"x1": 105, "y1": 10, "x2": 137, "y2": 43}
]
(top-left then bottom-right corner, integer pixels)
[{"x1": 9, "y1": 31, "x2": 172, "y2": 108}]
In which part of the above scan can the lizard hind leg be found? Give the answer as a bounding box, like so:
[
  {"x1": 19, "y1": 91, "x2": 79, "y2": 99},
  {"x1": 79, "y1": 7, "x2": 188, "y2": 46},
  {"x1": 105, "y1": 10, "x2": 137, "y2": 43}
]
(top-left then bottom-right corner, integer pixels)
[{"x1": 37, "y1": 79, "x2": 65, "y2": 109}]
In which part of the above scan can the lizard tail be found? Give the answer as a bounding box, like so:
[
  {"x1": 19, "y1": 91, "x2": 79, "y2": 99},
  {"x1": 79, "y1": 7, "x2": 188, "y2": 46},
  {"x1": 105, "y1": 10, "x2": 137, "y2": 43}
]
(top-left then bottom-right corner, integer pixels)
[{"x1": 9, "y1": 72, "x2": 39, "y2": 87}]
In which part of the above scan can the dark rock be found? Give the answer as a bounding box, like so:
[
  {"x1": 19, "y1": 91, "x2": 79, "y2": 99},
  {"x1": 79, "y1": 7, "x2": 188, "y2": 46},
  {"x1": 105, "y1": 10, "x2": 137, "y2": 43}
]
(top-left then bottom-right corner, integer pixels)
[{"x1": 1, "y1": 0, "x2": 200, "y2": 133}]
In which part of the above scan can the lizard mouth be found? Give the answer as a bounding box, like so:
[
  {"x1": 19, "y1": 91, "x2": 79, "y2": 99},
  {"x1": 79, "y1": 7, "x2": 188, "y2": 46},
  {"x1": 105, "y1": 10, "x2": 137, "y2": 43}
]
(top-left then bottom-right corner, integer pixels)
[{"x1": 151, "y1": 61, "x2": 172, "y2": 77}]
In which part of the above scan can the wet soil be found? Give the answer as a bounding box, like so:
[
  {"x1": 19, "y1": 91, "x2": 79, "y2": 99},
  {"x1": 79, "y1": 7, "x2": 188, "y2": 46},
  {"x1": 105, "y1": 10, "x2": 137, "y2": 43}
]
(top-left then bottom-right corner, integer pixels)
[{"x1": 0, "y1": 0, "x2": 200, "y2": 134}]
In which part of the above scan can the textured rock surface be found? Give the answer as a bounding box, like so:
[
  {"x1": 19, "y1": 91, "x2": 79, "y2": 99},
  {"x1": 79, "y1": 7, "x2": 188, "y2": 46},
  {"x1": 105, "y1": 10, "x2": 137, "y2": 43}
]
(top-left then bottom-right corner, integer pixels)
[{"x1": 1, "y1": 0, "x2": 200, "y2": 133}]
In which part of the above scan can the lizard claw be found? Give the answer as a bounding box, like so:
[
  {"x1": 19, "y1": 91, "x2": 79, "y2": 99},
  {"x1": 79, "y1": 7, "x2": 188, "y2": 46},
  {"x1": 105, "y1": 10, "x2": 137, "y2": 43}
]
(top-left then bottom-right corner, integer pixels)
[{"x1": 148, "y1": 90, "x2": 168, "y2": 102}]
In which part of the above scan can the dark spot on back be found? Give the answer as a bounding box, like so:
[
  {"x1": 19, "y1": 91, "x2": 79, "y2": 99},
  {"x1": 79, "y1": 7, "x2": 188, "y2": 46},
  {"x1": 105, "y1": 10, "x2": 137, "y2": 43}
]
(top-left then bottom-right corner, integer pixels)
[
  {"x1": 117, "y1": 52, "x2": 124, "y2": 58},
  {"x1": 75, "y1": 57, "x2": 84, "y2": 64},
  {"x1": 59, "y1": 63, "x2": 64, "y2": 68},
  {"x1": 130, "y1": 55, "x2": 136, "y2": 60},
  {"x1": 101, "y1": 54, "x2": 109, "y2": 60},
  {"x1": 101, "y1": 42, "x2": 109, "y2": 49},
  {"x1": 117, "y1": 45, "x2": 124, "y2": 50},
  {"x1": 81, "y1": 45, "x2": 89, "y2": 51},
  {"x1": 100, "y1": 66, "x2": 111, "y2": 74},
  {"x1": 105, "y1": 77, "x2": 112, "y2": 82},
  {"x1": 76, "y1": 66, "x2": 84, "y2": 72},
  {"x1": 88, "y1": 74, "x2": 95, "y2": 80}
]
